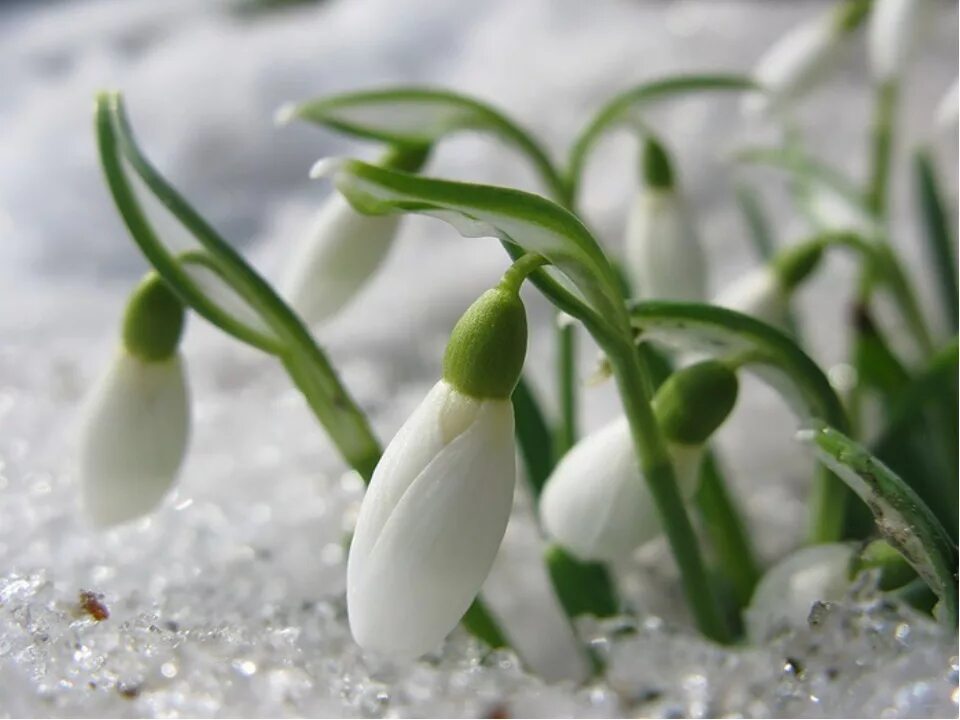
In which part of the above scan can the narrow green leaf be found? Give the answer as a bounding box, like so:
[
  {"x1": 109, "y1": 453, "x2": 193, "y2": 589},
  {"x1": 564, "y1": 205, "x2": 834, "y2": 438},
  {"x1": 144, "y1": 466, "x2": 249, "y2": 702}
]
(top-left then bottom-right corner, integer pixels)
[
  {"x1": 284, "y1": 87, "x2": 568, "y2": 203},
  {"x1": 319, "y1": 159, "x2": 627, "y2": 344},
  {"x1": 694, "y1": 451, "x2": 760, "y2": 612},
  {"x1": 511, "y1": 377, "x2": 554, "y2": 500},
  {"x1": 915, "y1": 150, "x2": 959, "y2": 333},
  {"x1": 871, "y1": 339, "x2": 959, "y2": 537},
  {"x1": 568, "y1": 74, "x2": 755, "y2": 197},
  {"x1": 801, "y1": 425, "x2": 958, "y2": 627},
  {"x1": 544, "y1": 544, "x2": 618, "y2": 619},
  {"x1": 460, "y1": 598, "x2": 508, "y2": 650},
  {"x1": 97, "y1": 92, "x2": 382, "y2": 482},
  {"x1": 627, "y1": 301, "x2": 849, "y2": 431}
]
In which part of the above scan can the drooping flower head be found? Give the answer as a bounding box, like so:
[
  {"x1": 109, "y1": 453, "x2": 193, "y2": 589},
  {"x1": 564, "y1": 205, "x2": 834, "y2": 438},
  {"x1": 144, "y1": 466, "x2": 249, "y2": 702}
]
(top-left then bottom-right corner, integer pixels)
[
  {"x1": 540, "y1": 360, "x2": 739, "y2": 563},
  {"x1": 347, "y1": 281, "x2": 528, "y2": 659},
  {"x1": 868, "y1": 0, "x2": 930, "y2": 84},
  {"x1": 79, "y1": 273, "x2": 190, "y2": 527},
  {"x1": 283, "y1": 144, "x2": 430, "y2": 326},
  {"x1": 624, "y1": 137, "x2": 707, "y2": 302},
  {"x1": 713, "y1": 239, "x2": 824, "y2": 329},
  {"x1": 745, "y1": 0, "x2": 871, "y2": 117}
]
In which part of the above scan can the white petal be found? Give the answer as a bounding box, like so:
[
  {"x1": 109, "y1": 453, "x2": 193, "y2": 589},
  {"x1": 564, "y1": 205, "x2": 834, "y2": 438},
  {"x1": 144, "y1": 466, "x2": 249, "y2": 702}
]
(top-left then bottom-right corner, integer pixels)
[
  {"x1": 747, "y1": 11, "x2": 844, "y2": 115},
  {"x1": 625, "y1": 190, "x2": 707, "y2": 302},
  {"x1": 868, "y1": 0, "x2": 927, "y2": 83},
  {"x1": 282, "y1": 193, "x2": 400, "y2": 325},
  {"x1": 744, "y1": 543, "x2": 854, "y2": 643},
  {"x1": 713, "y1": 266, "x2": 788, "y2": 329},
  {"x1": 540, "y1": 418, "x2": 701, "y2": 563},
  {"x1": 935, "y1": 80, "x2": 959, "y2": 132},
  {"x1": 79, "y1": 351, "x2": 190, "y2": 527},
  {"x1": 347, "y1": 384, "x2": 515, "y2": 659}
]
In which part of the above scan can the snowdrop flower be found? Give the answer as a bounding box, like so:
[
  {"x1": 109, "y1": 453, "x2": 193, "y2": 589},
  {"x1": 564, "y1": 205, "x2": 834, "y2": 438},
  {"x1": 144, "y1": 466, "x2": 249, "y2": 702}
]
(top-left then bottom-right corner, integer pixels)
[
  {"x1": 79, "y1": 273, "x2": 190, "y2": 528},
  {"x1": 624, "y1": 138, "x2": 707, "y2": 301},
  {"x1": 744, "y1": 543, "x2": 854, "y2": 642},
  {"x1": 868, "y1": 0, "x2": 929, "y2": 84},
  {"x1": 713, "y1": 240, "x2": 824, "y2": 328},
  {"x1": 347, "y1": 282, "x2": 527, "y2": 659},
  {"x1": 540, "y1": 360, "x2": 739, "y2": 563},
  {"x1": 283, "y1": 145, "x2": 429, "y2": 325},
  {"x1": 745, "y1": 0, "x2": 869, "y2": 116},
  {"x1": 935, "y1": 80, "x2": 959, "y2": 132}
]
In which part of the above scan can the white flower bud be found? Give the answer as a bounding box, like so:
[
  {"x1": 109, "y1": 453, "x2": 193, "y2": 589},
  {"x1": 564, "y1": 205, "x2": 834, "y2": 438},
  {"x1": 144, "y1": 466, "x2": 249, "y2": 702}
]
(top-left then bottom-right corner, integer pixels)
[
  {"x1": 713, "y1": 266, "x2": 789, "y2": 328},
  {"x1": 625, "y1": 189, "x2": 707, "y2": 301},
  {"x1": 868, "y1": 0, "x2": 929, "y2": 84},
  {"x1": 745, "y1": 9, "x2": 849, "y2": 116},
  {"x1": 744, "y1": 543, "x2": 854, "y2": 643},
  {"x1": 79, "y1": 350, "x2": 190, "y2": 528},
  {"x1": 346, "y1": 380, "x2": 516, "y2": 659},
  {"x1": 539, "y1": 416, "x2": 703, "y2": 563},
  {"x1": 282, "y1": 192, "x2": 401, "y2": 325},
  {"x1": 935, "y1": 80, "x2": 959, "y2": 132}
]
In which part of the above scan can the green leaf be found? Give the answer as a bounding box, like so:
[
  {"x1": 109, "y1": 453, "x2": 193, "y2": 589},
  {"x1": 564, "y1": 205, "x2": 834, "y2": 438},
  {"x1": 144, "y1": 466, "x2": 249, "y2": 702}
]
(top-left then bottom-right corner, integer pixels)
[
  {"x1": 915, "y1": 150, "x2": 959, "y2": 333},
  {"x1": 801, "y1": 425, "x2": 958, "y2": 627},
  {"x1": 511, "y1": 376, "x2": 554, "y2": 500},
  {"x1": 568, "y1": 74, "x2": 755, "y2": 197},
  {"x1": 283, "y1": 87, "x2": 568, "y2": 203},
  {"x1": 695, "y1": 451, "x2": 760, "y2": 612},
  {"x1": 460, "y1": 598, "x2": 508, "y2": 650},
  {"x1": 871, "y1": 339, "x2": 959, "y2": 537},
  {"x1": 96, "y1": 91, "x2": 382, "y2": 482},
  {"x1": 318, "y1": 158, "x2": 627, "y2": 344},
  {"x1": 627, "y1": 301, "x2": 849, "y2": 431}
]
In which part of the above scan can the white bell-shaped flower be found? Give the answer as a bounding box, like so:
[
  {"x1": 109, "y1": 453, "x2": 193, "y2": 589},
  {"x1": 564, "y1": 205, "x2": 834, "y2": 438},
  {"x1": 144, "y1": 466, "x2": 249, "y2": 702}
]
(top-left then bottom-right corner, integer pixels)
[
  {"x1": 347, "y1": 284, "x2": 526, "y2": 659},
  {"x1": 540, "y1": 360, "x2": 738, "y2": 563},
  {"x1": 79, "y1": 351, "x2": 190, "y2": 527},
  {"x1": 540, "y1": 417, "x2": 703, "y2": 562},
  {"x1": 347, "y1": 379, "x2": 516, "y2": 658},
  {"x1": 713, "y1": 266, "x2": 789, "y2": 328},
  {"x1": 744, "y1": 543, "x2": 854, "y2": 643},
  {"x1": 868, "y1": 0, "x2": 928, "y2": 83},
  {"x1": 79, "y1": 273, "x2": 190, "y2": 528},
  {"x1": 625, "y1": 138, "x2": 707, "y2": 301},
  {"x1": 745, "y1": 1, "x2": 864, "y2": 116},
  {"x1": 282, "y1": 192, "x2": 401, "y2": 325},
  {"x1": 284, "y1": 145, "x2": 429, "y2": 326}
]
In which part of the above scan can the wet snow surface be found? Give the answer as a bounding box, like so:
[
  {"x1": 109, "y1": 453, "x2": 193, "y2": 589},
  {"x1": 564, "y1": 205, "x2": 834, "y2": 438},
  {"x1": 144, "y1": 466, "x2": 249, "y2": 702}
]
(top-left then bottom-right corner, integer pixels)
[{"x1": 0, "y1": 0, "x2": 957, "y2": 716}]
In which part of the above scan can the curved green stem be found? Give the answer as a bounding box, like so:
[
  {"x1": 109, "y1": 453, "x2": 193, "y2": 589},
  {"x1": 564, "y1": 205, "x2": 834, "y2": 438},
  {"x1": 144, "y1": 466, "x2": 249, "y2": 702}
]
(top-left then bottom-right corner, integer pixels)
[
  {"x1": 567, "y1": 73, "x2": 755, "y2": 200},
  {"x1": 866, "y1": 80, "x2": 898, "y2": 221}
]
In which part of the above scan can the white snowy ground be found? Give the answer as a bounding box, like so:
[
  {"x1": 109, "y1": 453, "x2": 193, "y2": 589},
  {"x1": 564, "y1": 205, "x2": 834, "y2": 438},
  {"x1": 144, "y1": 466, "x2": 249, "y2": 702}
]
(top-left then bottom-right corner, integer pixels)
[{"x1": 0, "y1": 0, "x2": 957, "y2": 716}]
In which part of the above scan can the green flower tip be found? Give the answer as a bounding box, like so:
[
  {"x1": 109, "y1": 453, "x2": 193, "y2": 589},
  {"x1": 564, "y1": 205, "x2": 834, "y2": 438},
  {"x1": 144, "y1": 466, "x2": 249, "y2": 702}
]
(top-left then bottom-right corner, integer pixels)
[
  {"x1": 641, "y1": 137, "x2": 674, "y2": 190},
  {"x1": 653, "y1": 360, "x2": 739, "y2": 445},
  {"x1": 122, "y1": 273, "x2": 185, "y2": 362},
  {"x1": 834, "y1": 0, "x2": 872, "y2": 33},
  {"x1": 380, "y1": 143, "x2": 431, "y2": 174},
  {"x1": 442, "y1": 287, "x2": 527, "y2": 400},
  {"x1": 772, "y1": 240, "x2": 825, "y2": 292}
]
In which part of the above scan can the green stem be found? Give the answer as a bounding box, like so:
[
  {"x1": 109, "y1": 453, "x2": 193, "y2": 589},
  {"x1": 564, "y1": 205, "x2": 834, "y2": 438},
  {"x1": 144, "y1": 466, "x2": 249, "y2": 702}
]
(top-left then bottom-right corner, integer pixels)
[
  {"x1": 555, "y1": 321, "x2": 578, "y2": 458},
  {"x1": 866, "y1": 81, "x2": 898, "y2": 221},
  {"x1": 606, "y1": 341, "x2": 732, "y2": 643}
]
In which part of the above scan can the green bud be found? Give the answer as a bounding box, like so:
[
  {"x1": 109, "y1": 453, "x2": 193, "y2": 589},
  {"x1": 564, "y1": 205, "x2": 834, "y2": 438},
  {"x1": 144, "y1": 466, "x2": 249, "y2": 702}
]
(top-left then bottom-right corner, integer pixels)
[
  {"x1": 380, "y1": 143, "x2": 431, "y2": 174},
  {"x1": 442, "y1": 287, "x2": 527, "y2": 400},
  {"x1": 544, "y1": 544, "x2": 618, "y2": 619},
  {"x1": 771, "y1": 240, "x2": 824, "y2": 292},
  {"x1": 850, "y1": 539, "x2": 917, "y2": 591},
  {"x1": 122, "y1": 273, "x2": 185, "y2": 362},
  {"x1": 653, "y1": 360, "x2": 739, "y2": 445},
  {"x1": 641, "y1": 136, "x2": 674, "y2": 190}
]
